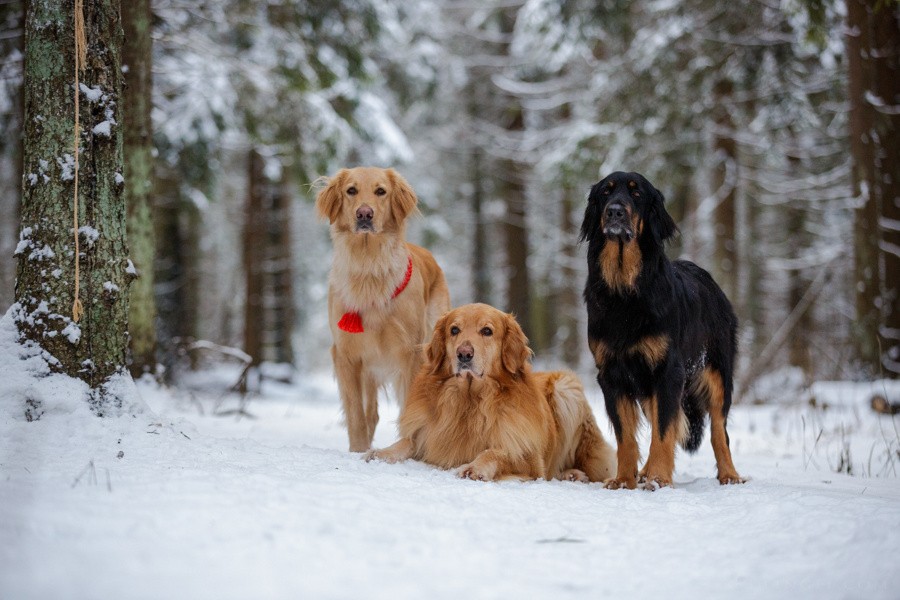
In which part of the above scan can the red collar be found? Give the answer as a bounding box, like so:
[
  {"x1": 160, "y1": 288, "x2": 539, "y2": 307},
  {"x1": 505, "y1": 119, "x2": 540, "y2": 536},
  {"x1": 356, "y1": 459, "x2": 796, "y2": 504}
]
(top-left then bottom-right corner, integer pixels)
[{"x1": 338, "y1": 256, "x2": 413, "y2": 333}]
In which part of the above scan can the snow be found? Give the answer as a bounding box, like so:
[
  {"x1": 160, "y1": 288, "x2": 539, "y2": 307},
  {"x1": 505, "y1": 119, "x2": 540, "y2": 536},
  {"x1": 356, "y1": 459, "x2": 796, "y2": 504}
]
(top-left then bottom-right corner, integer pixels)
[
  {"x1": 60, "y1": 321, "x2": 81, "y2": 344},
  {"x1": 92, "y1": 120, "x2": 113, "y2": 137},
  {"x1": 125, "y1": 259, "x2": 137, "y2": 276},
  {"x1": 78, "y1": 83, "x2": 104, "y2": 103},
  {"x1": 1, "y1": 309, "x2": 899, "y2": 599}
]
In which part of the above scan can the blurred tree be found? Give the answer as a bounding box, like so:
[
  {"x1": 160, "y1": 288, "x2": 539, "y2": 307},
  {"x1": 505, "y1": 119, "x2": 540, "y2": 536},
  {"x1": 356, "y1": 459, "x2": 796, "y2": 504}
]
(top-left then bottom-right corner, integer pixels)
[
  {"x1": 15, "y1": 0, "x2": 129, "y2": 399},
  {"x1": 122, "y1": 0, "x2": 156, "y2": 378},
  {"x1": 846, "y1": 0, "x2": 900, "y2": 378},
  {"x1": 0, "y1": 1, "x2": 24, "y2": 311}
]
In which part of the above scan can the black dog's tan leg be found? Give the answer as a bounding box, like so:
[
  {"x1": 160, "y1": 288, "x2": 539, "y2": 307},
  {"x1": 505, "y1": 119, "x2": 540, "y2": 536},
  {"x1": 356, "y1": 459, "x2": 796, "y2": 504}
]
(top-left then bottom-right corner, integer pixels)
[
  {"x1": 641, "y1": 397, "x2": 678, "y2": 489},
  {"x1": 333, "y1": 346, "x2": 368, "y2": 452},
  {"x1": 703, "y1": 369, "x2": 744, "y2": 484},
  {"x1": 606, "y1": 399, "x2": 640, "y2": 489},
  {"x1": 362, "y1": 371, "x2": 379, "y2": 448}
]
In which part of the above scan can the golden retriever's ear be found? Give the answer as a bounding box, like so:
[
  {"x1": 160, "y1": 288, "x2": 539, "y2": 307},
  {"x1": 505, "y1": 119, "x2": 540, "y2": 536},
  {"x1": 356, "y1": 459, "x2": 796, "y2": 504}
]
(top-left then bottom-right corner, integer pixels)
[
  {"x1": 387, "y1": 169, "x2": 418, "y2": 223},
  {"x1": 501, "y1": 313, "x2": 531, "y2": 375},
  {"x1": 315, "y1": 170, "x2": 346, "y2": 224},
  {"x1": 425, "y1": 312, "x2": 450, "y2": 376}
]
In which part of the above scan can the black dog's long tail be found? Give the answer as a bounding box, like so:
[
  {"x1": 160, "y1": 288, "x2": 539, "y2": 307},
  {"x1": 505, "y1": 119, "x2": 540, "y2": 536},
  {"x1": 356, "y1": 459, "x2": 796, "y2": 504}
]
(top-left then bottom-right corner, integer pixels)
[{"x1": 681, "y1": 394, "x2": 706, "y2": 453}]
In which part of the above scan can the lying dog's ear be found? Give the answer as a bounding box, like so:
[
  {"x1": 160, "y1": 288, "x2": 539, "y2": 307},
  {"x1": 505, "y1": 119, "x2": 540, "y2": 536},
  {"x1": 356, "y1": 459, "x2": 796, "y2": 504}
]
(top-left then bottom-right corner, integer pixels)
[
  {"x1": 647, "y1": 183, "x2": 678, "y2": 244},
  {"x1": 315, "y1": 169, "x2": 346, "y2": 224},
  {"x1": 425, "y1": 312, "x2": 450, "y2": 376},
  {"x1": 387, "y1": 169, "x2": 418, "y2": 224},
  {"x1": 501, "y1": 313, "x2": 531, "y2": 375}
]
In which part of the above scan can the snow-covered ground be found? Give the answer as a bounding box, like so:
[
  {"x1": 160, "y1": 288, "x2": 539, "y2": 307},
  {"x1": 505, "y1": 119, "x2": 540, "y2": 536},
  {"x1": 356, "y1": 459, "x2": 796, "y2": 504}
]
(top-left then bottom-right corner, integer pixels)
[{"x1": 1, "y1": 317, "x2": 899, "y2": 599}]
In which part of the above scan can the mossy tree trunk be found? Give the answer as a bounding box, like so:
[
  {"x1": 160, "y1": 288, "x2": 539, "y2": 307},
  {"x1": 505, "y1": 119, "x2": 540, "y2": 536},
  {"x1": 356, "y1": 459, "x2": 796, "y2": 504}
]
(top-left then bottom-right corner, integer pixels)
[
  {"x1": 123, "y1": 0, "x2": 156, "y2": 377},
  {"x1": 14, "y1": 0, "x2": 129, "y2": 394}
]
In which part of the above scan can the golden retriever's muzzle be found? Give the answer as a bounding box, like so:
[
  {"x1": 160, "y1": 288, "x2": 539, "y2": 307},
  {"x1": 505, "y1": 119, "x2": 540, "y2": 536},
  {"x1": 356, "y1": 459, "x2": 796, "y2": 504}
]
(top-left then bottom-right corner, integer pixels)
[
  {"x1": 454, "y1": 341, "x2": 482, "y2": 378},
  {"x1": 355, "y1": 204, "x2": 375, "y2": 233},
  {"x1": 602, "y1": 201, "x2": 634, "y2": 241}
]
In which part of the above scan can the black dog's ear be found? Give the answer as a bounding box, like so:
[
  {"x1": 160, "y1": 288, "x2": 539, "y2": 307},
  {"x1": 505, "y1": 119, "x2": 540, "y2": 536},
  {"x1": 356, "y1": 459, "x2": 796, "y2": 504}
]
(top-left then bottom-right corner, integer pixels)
[
  {"x1": 579, "y1": 182, "x2": 604, "y2": 243},
  {"x1": 647, "y1": 184, "x2": 678, "y2": 244}
]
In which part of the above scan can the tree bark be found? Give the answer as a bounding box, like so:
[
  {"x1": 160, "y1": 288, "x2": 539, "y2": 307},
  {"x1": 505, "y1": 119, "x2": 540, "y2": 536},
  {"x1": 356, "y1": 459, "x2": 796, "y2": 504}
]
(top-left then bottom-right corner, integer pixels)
[
  {"x1": 15, "y1": 0, "x2": 129, "y2": 394},
  {"x1": 846, "y1": 0, "x2": 900, "y2": 377},
  {"x1": 266, "y1": 175, "x2": 294, "y2": 365},
  {"x1": 242, "y1": 148, "x2": 266, "y2": 389},
  {"x1": 122, "y1": 0, "x2": 156, "y2": 377},
  {"x1": 711, "y1": 77, "x2": 738, "y2": 303}
]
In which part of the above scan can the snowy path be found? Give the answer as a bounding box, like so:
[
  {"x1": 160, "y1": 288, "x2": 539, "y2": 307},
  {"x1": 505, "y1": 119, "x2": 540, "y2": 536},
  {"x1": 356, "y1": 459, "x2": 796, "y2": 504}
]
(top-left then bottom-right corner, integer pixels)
[{"x1": 1, "y1": 369, "x2": 899, "y2": 600}]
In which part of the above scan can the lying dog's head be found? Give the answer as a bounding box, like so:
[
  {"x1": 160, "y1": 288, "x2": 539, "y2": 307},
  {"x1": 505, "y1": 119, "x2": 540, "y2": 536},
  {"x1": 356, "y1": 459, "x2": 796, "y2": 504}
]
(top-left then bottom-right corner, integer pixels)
[
  {"x1": 316, "y1": 167, "x2": 418, "y2": 235},
  {"x1": 579, "y1": 171, "x2": 677, "y2": 248},
  {"x1": 425, "y1": 303, "x2": 531, "y2": 380}
]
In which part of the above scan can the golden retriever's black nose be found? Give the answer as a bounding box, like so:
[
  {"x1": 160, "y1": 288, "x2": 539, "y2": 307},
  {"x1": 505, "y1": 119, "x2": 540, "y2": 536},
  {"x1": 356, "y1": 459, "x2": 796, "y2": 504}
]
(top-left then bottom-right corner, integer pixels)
[
  {"x1": 457, "y1": 342, "x2": 474, "y2": 363},
  {"x1": 356, "y1": 205, "x2": 374, "y2": 222}
]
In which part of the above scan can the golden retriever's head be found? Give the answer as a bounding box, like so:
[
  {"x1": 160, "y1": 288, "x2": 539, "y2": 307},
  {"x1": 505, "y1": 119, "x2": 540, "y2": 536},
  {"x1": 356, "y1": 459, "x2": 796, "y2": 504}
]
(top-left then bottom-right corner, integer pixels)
[
  {"x1": 315, "y1": 167, "x2": 418, "y2": 235},
  {"x1": 426, "y1": 303, "x2": 531, "y2": 380}
]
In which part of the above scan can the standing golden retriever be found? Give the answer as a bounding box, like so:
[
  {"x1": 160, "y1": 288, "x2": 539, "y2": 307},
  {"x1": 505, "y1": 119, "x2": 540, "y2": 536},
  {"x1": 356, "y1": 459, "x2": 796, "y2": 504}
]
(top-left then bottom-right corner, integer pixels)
[
  {"x1": 317, "y1": 167, "x2": 450, "y2": 452},
  {"x1": 365, "y1": 303, "x2": 616, "y2": 482}
]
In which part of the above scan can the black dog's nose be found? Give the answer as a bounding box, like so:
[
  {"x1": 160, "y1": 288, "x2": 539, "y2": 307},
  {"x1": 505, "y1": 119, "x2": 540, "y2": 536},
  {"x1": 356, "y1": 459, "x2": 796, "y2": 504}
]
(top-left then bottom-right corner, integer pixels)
[
  {"x1": 457, "y1": 342, "x2": 474, "y2": 363},
  {"x1": 606, "y1": 203, "x2": 625, "y2": 221},
  {"x1": 356, "y1": 205, "x2": 374, "y2": 221}
]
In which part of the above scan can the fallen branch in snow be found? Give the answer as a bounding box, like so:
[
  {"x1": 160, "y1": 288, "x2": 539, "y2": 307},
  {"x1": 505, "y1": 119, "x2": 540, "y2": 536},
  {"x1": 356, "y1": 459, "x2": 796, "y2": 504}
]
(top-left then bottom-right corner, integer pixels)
[{"x1": 71, "y1": 460, "x2": 96, "y2": 488}]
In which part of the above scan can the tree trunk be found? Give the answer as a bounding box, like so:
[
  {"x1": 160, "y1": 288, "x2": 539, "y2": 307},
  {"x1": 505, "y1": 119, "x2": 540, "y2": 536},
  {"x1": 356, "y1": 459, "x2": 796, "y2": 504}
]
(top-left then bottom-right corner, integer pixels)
[
  {"x1": 471, "y1": 147, "x2": 491, "y2": 304},
  {"x1": 266, "y1": 175, "x2": 294, "y2": 365},
  {"x1": 0, "y1": 2, "x2": 25, "y2": 311},
  {"x1": 241, "y1": 148, "x2": 266, "y2": 390},
  {"x1": 122, "y1": 0, "x2": 156, "y2": 377},
  {"x1": 785, "y1": 167, "x2": 813, "y2": 378},
  {"x1": 847, "y1": 0, "x2": 900, "y2": 377},
  {"x1": 558, "y1": 184, "x2": 581, "y2": 367},
  {"x1": 711, "y1": 77, "x2": 738, "y2": 303},
  {"x1": 15, "y1": 0, "x2": 129, "y2": 395}
]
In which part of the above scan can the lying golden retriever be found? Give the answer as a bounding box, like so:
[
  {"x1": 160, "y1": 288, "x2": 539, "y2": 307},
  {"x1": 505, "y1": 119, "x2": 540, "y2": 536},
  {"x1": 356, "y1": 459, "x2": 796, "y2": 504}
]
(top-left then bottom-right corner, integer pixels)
[
  {"x1": 366, "y1": 303, "x2": 616, "y2": 482},
  {"x1": 317, "y1": 167, "x2": 450, "y2": 452}
]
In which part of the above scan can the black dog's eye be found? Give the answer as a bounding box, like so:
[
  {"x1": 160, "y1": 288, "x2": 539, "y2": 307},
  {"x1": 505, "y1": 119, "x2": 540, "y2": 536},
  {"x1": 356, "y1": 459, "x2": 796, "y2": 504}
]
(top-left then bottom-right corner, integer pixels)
[
  {"x1": 347, "y1": 187, "x2": 357, "y2": 196},
  {"x1": 450, "y1": 326, "x2": 460, "y2": 336},
  {"x1": 480, "y1": 327, "x2": 492, "y2": 337},
  {"x1": 375, "y1": 187, "x2": 386, "y2": 196},
  {"x1": 632, "y1": 190, "x2": 640, "y2": 198}
]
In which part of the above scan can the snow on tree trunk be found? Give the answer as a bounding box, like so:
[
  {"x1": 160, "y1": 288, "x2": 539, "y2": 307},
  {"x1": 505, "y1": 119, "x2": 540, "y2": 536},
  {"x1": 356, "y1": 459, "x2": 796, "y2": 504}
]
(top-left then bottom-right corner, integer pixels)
[
  {"x1": 122, "y1": 0, "x2": 156, "y2": 377},
  {"x1": 14, "y1": 0, "x2": 130, "y2": 397}
]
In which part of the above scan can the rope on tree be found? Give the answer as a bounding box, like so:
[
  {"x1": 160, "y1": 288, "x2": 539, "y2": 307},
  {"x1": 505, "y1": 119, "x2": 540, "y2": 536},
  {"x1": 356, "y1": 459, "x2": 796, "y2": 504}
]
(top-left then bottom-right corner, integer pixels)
[{"x1": 72, "y1": 0, "x2": 86, "y2": 322}]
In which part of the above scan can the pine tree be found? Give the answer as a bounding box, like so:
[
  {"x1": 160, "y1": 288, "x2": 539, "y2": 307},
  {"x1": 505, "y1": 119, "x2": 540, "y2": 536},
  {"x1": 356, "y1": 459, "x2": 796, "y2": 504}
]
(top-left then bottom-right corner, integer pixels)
[{"x1": 15, "y1": 0, "x2": 130, "y2": 400}]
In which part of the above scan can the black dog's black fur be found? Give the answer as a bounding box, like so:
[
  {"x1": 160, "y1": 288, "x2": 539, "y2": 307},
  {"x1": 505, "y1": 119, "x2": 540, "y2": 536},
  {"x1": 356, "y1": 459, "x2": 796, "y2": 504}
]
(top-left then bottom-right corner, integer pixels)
[{"x1": 581, "y1": 171, "x2": 741, "y2": 487}]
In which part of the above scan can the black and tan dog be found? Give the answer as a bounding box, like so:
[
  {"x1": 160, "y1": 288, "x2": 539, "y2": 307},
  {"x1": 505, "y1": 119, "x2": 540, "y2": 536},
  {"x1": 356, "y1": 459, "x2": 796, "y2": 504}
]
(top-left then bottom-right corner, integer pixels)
[{"x1": 580, "y1": 171, "x2": 744, "y2": 489}]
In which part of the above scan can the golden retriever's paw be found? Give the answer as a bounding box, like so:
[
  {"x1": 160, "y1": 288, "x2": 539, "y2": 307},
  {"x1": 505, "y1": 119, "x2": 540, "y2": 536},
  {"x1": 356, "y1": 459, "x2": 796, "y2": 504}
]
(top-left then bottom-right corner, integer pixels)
[
  {"x1": 717, "y1": 471, "x2": 746, "y2": 485},
  {"x1": 638, "y1": 476, "x2": 672, "y2": 491},
  {"x1": 604, "y1": 477, "x2": 637, "y2": 490},
  {"x1": 561, "y1": 469, "x2": 590, "y2": 483},
  {"x1": 364, "y1": 448, "x2": 399, "y2": 463},
  {"x1": 457, "y1": 462, "x2": 496, "y2": 481}
]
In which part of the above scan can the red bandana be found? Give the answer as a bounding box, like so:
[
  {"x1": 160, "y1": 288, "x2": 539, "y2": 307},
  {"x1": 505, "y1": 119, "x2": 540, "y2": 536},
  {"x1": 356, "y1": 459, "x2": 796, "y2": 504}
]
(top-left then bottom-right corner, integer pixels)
[{"x1": 338, "y1": 256, "x2": 413, "y2": 334}]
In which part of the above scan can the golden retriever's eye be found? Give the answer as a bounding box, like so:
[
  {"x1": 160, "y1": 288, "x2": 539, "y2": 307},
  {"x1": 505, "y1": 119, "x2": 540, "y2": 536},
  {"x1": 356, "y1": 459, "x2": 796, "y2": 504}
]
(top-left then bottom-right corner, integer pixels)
[
  {"x1": 480, "y1": 327, "x2": 493, "y2": 337},
  {"x1": 375, "y1": 187, "x2": 386, "y2": 196},
  {"x1": 450, "y1": 326, "x2": 460, "y2": 336},
  {"x1": 347, "y1": 187, "x2": 357, "y2": 196}
]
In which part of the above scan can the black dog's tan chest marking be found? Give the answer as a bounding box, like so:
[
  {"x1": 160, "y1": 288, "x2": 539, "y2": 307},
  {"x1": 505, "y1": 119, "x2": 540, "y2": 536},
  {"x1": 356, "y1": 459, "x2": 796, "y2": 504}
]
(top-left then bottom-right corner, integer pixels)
[
  {"x1": 590, "y1": 334, "x2": 670, "y2": 372},
  {"x1": 599, "y1": 239, "x2": 642, "y2": 293}
]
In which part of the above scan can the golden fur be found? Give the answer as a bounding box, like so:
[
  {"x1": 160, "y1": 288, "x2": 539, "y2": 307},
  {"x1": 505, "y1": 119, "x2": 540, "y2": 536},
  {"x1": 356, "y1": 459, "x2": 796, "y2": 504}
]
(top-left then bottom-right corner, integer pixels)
[
  {"x1": 317, "y1": 167, "x2": 450, "y2": 452},
  {"x1": 365, "y1": 303, "x2": 616, "y2": 482}
]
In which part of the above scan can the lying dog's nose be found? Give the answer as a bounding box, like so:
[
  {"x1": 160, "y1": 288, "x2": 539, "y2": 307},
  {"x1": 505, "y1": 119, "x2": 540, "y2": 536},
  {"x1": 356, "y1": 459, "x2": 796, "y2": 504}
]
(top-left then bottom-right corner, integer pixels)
[
  {"x1": 606, "y1": 203, "x2": 625, "y2": 221},
  {"x1": 457, "y1": 342, "x2": 474, "y2": 363},
  {"x1": 356, "y1": 205, "x2": 374, "y2": 222}
]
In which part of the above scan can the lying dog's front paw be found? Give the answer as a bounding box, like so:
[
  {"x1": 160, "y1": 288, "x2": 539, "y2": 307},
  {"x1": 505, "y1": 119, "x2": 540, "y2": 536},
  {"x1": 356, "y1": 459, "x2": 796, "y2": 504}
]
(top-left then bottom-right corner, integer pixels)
[
  {"x1": 561, "y1": 469, "x2": 590, "y2": 483},
  {"x1": 364, "y1": 448, "x2": 400, "y2": 464},
  {"x1": 457, "y1": 462, "x2": 496, "y2": 481},
  {"x1": 639, "y1": 476, "x2": 672, "y2": 491}
]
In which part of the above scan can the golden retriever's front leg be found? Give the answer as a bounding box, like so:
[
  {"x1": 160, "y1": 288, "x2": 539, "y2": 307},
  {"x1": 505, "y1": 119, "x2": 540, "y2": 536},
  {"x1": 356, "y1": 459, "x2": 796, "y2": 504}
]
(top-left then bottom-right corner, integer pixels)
[
  {"x1": 332, "y1": 346, "x2": 368, "y2": 452},
  {"x1": 457, "y1": 449, "x2": 532, "y2": 481},
  {"x1": 364, "y1": 438, "x2": 414, "y2": 464}
]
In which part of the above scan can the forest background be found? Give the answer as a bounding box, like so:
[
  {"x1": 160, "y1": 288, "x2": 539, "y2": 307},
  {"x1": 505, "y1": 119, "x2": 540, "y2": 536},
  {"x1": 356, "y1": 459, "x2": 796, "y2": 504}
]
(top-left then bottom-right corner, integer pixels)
[{"x1": 0, "y1": 0, "x2": 897, "y2": 398}]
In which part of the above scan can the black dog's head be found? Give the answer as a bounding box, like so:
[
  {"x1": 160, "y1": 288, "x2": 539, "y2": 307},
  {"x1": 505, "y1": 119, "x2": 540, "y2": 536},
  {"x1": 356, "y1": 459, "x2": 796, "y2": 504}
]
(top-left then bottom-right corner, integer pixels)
[{"x1": 579, "y1": 171, "x2": 677, "y2": 248}]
